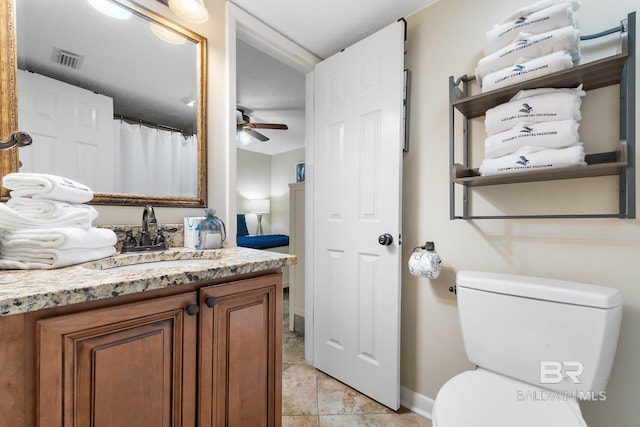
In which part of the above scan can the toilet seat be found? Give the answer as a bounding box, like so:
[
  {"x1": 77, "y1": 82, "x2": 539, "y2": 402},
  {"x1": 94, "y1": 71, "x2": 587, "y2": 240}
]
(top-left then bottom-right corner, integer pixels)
[{"x1": 432, "y1": 369, "x2": 587, "y2": 427}]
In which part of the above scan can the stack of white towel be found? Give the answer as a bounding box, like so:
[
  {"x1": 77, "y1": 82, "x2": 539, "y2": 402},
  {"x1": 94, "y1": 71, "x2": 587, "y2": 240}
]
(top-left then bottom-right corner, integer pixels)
[
  {"x1": 477, "y1": 0, "x2": 582, "y2": 93},
  {"x1": 479, "y1": 86, "x2": 587, "y2": 176},
  {"x1": 0, "y1": 173, "x2": 116, "y2": 269}
]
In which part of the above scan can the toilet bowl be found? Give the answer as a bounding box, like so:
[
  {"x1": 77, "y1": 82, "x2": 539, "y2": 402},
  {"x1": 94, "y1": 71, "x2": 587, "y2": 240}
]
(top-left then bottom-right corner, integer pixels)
[
  {"x1": 432, "y1": 271, "x2": 623, "y2": 427},
  {"x1": 432, "y1": 369, "x2": 587, "y2": 427}
]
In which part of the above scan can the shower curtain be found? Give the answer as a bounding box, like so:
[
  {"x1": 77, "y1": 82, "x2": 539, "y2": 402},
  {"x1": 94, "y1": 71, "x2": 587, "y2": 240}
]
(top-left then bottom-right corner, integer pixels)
[{"x1": 113, "y1": 120, "x2": 198, "y2": 197}]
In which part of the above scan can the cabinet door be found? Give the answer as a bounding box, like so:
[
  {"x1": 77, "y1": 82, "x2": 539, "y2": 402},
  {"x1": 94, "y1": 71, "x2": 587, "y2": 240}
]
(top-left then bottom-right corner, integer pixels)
[
  {"x1": 38, "y1": 292, "x2": 198, "y2": 427},
  {"x1": 199, "y1": 273, "x2": 282, "y2": 427}
]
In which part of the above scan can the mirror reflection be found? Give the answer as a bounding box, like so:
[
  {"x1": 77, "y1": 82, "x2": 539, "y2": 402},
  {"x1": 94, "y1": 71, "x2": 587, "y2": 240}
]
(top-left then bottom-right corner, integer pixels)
[{"x1": 11, "y1": 0, "x2": 207, "y2": 206}]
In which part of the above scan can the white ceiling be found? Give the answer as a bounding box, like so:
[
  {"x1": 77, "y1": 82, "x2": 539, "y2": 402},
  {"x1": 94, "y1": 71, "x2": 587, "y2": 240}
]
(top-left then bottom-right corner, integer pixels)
[{"x1": 233, "y1": 0, "x2": 441, "y2": 156}]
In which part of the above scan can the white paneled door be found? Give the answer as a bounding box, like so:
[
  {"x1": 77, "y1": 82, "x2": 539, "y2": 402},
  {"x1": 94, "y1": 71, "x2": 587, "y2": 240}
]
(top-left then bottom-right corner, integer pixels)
[
  {"x1": 313, "y1": 20, "x2": 405, "y2": 410},
  {"x1": 17, "y1": 70, "x2": 114, "y2": 192}
]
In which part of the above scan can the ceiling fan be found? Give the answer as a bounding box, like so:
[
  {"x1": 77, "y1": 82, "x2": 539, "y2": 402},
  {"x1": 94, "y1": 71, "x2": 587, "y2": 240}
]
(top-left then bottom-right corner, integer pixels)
[{"x1": 236, "y1": 108, "x2": 288, "y2": 143}]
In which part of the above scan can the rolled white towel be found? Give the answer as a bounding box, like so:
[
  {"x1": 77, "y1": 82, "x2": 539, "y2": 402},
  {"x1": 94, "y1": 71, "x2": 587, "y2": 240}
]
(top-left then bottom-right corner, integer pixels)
[
  {"x1": 6, "y1": 198, "x2": 98, "y2": 221},
  {"x1": 485, "y1": 2, "x2": 580, "y2": 55},
  {"x1": 485, "y1": 87, "x2": 585, "y2": 135},
  {"x1": 0, "y1": 246, "x2": 116, "y2": 270},
  {"x1": 485, "y1": 119, "x2": 580, "y2": 159},
  {"x1": 0, "y1": 203, "x2": 92, "y2": 230},
  {"x1": 477, "y1": 26, "x2": 580, "y2": 85},
  {"x1": 481, "y1": 51, "x2": 574, "y2": 93},
  {"x1": 3, "y1": 173, "x2": 93, "y2": 203},
  {"x1": 0, "y1": 227, "x2": 116, "y2": 249},
  {"x1": 479, "y1": 145, "x2": 586, "y2": 176}
]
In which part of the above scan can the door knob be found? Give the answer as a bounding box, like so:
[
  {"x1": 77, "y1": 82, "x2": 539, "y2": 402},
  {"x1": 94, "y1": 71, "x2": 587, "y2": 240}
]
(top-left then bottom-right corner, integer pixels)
[
  {"x1": 1, "y1": 131, "x2": 32, "y2": 150},
  {"x1": 378, "y1": 233, "x2": 393, "y2": 246}
]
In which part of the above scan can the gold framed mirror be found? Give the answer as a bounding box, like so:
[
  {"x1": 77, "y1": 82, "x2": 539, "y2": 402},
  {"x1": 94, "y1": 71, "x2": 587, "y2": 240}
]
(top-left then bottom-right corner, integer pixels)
[{"x1": 0, "y1": 0, "x2": 207, "y2": 207}]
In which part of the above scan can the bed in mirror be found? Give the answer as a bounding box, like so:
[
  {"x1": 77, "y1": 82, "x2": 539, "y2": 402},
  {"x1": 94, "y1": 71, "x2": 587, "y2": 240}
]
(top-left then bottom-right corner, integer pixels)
[{"x1": 0, "y1": 0, "x2": 207, "y2": 207}]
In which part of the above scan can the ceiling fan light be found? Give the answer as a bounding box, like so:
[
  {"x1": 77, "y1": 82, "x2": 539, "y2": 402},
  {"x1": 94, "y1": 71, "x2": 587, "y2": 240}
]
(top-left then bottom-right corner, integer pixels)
[
  {"x1": 237, "y1": 131, "x2": 252, "y2": 146},
  {"x1": 168, "y1": 0, "x2": 209, "y2": 23}
]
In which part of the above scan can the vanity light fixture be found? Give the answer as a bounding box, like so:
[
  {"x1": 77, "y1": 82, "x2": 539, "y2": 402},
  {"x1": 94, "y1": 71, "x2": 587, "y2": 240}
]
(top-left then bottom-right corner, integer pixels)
[
  {"x1": 150, "y1": 22, "x2": 187, "y2": 45},
  {"x1": 167, "y1": 0, "x2": 209, "y2": 24},
  {"x1": 88, "y1": 0, "x2": 132, "y2": 20}
]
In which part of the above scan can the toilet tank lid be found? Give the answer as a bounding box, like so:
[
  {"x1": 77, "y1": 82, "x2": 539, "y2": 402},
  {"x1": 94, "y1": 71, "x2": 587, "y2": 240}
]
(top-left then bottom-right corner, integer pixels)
[{"x1": 457, "y1": 271, "x2": 623, "y2": 308}]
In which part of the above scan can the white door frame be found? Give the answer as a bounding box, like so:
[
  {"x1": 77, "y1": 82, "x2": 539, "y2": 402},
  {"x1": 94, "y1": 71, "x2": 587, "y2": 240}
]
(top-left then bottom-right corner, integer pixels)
[{"x1": 226, "y1": 3, "x2": 320, "y2": 362}]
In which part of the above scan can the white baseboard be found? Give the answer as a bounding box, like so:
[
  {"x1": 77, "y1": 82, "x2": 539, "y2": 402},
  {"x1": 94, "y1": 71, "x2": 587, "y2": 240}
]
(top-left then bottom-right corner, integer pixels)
[{"x1": 400, "y1": 386, "x2": 434, "y2": 421}]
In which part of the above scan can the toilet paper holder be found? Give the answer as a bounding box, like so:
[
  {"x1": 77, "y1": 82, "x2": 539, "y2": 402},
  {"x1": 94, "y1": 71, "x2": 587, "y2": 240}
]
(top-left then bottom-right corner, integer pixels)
[{"x1": 413, "y1": 241, "x2": 435, "y2": 253}]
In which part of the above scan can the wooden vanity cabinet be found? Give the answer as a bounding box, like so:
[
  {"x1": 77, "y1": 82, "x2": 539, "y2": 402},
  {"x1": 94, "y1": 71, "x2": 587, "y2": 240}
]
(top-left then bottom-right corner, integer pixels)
[
  {"x1": 199, "y1": 274, "x2": 282, "y2": 427},
  {"x1": 38, "y1": 292, "x2": 199, "y2": 426},
  {"x1": 32, "y1": 271, "x2": 282, "y2": 427}
]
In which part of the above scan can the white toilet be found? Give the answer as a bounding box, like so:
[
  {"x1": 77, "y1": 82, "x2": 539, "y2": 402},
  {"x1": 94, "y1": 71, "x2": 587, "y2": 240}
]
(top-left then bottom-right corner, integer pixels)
[{"x1": 432, "y1": 271, "x2": 623, "y2": 427}]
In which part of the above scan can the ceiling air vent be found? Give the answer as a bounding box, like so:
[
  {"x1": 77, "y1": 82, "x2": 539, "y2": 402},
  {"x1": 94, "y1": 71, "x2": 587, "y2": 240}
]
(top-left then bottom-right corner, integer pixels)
[{"x1": 51, "y1": 47, "x2": 84, "y2": 70}]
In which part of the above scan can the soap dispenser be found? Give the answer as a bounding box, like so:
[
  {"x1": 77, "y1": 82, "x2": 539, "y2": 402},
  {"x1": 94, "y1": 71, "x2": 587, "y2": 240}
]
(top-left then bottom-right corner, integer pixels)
[{"x1": 198, "y1": 208, "x2": 226, "y2": 249}]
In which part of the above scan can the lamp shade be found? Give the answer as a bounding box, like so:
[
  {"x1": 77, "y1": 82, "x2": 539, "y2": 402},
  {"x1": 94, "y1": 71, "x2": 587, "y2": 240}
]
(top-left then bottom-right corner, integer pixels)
[{"x1": 246, "y1": 199, "x2": 270, "y2": 214}]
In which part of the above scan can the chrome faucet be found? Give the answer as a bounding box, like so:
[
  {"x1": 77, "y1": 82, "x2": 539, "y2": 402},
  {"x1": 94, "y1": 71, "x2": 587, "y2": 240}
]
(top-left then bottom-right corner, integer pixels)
[{"x1": 140, "y1": 204, "x2": 157, "y2": 246}]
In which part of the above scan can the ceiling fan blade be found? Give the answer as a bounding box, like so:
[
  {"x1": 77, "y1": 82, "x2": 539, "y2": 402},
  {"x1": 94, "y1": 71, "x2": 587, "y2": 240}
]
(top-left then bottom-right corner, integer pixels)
[
  {"x1": 245, "y1": 128, "x2": 269, "y2": 142},
  {"x1": 248, "y1": 123, "x2": 288, "y2": 130}
]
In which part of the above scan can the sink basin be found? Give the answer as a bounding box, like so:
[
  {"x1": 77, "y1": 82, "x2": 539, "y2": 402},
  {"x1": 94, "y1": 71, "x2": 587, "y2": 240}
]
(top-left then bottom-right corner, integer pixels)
[{"x1": 87, "y1": 259, "x2": 214, "y2": 271}]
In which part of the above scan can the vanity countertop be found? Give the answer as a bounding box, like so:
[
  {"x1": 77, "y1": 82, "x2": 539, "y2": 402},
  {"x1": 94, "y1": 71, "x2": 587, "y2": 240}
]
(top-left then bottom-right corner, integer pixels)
[{"x1": 0, "y1": 247, "x2": 296, "y2": 317}]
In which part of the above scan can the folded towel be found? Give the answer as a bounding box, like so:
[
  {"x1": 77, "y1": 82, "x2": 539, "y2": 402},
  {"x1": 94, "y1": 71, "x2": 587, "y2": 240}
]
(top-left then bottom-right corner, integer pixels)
[
  {"x1": 481, "y1": 51, "x2": 574, "y2": 93},
  {"x1": 0, "y1": 203, "x2": 92, "y2": 230},
  {"x1": 509, "y1": 84, "x2": 585, "y2": 100},
  {"x1": 0, "y1": 227, "x2": 116, "y2": 249},
  {"x1": 485, "y1": 119, "x2": 580, "y2": 159},
  {"x1": 479, "y1": 145, "x2": 586, "y2": 176},
  {"x1": 3, "y1": 173, "x2": 93, "y2": 203},
  {"x1": 477, "y1": 26, "x2": 580, "y2": 85},
  {"x1": 0, "y1": 246, "x2": 116, "y2": 270},
  {"x1": 501, "y1": 0, "x2": 582, "y2": 25},
  {"x1": 485, "y1": 87, "x2": 585, "y2": 135},
  {"x1": 6, "y1": 198, "x2": 98, "y2": 221},
  {"x1": 485, "y1": 2, "x2": 580, "y2": 55}
]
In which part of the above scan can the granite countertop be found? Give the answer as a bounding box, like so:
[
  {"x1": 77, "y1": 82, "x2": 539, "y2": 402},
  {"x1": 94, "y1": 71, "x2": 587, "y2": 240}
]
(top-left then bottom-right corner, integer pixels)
[{"x1": 0, "y1": 247, "x2": 296, "y2": 317}]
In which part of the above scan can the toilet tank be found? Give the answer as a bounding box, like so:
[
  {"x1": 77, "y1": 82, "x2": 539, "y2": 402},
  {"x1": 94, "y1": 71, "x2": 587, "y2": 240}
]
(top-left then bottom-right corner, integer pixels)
[{"x1": 456, "y1": 271, "x2": 623, "y2": 396}]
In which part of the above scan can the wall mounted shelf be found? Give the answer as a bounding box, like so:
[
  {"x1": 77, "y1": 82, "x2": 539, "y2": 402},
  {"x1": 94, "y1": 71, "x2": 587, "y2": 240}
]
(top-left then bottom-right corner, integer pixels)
[{"x1": 449, "y1": 12, "x2": 636, "y2": 220}]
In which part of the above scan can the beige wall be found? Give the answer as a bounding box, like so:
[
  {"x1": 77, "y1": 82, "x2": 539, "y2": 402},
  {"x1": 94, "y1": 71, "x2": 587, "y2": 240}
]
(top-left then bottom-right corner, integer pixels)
[
  {"x1": 271, "y1": 148, "x2": 305, "y2": 234},
  {"x1": 403, "y1": 0, "x2": 639, "y2": 425},
  {"x1": 237, "y1": 149, "x2": 271, "y2": 233},
  {"x1": 237, "y1": 147, "x2": 304, "y2": 235}
]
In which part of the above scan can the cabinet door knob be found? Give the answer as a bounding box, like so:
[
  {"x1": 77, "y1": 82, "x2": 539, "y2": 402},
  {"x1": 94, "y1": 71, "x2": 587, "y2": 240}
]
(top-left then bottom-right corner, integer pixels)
[
  {"x1": 186, "y1": 304, "x2": 199, "y2": 316},
  {"x1": 205, "y1": 296, "x2": 217, "y2": 308}
]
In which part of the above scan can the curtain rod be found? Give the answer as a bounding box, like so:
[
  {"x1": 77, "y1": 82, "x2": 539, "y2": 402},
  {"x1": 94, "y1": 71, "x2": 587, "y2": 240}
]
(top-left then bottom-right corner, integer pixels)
[{"x1": 114, "y1": 114, "x2": 195, "y2": 136}]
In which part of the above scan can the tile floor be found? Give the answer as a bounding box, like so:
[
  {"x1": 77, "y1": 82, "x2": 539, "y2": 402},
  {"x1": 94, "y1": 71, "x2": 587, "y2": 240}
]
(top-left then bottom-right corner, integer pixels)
[{"x1": 282, "y1": 289, "x2": 433, "y2": 427}]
